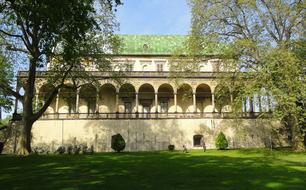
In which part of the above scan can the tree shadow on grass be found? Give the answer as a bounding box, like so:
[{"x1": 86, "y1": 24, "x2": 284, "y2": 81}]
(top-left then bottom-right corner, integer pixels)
[{"x1": 0, "y1": 151, "x2": 305, "y2": 190}]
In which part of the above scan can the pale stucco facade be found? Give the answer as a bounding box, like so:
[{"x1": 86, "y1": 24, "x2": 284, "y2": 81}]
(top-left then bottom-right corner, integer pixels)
[
  {"x1": 16, "y1": 35, "x2": 279, "y2": 152},
  {"x1": 32, "y1": 118, "x2": 278, "y2": 152}
]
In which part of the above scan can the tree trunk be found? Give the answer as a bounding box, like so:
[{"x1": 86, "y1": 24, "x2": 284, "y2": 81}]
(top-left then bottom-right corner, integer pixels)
[
  {"x1": 292, "y1": 124, "x2": 305, "y2": 151},
  {"x1": 16, "y1": 120, "x2": 33, "y2": 155},
  {"x1": 16, "y1": 56, "x2": 37, "y2": 156},
  {"x1": 285, "y1": 114, "x2": 305, "y2": 151}
]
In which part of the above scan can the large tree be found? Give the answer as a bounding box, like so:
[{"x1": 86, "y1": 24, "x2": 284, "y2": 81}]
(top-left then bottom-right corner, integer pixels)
[
  {"x1": 0, "y1": 0, "x2": 121, "y2": 155},
  {"x1": 188, "y1": 0, "x2": 305, "y2": 150}
]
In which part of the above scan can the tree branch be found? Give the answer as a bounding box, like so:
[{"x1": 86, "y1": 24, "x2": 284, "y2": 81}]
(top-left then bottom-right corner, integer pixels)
[
  {"x1": 260, "y1": 0, "x2": 282, "y2": 41},
  {"x1": 2, "y1": 43, "x2": 28, "y2": 54},
  {"x1": 0, "y1": 83, "x2": 23, "y2": 101},
  {"x1": 0, "y1": 29, "x2": 23, "y2": 38}
]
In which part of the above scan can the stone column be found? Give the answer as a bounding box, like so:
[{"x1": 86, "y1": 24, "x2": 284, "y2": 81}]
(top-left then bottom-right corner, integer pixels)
[
  {"x1": 95, "y1": 88, "x2": 100, "y2": 113},
  {"x1": 155, "y1": 92, "x2": 158, "y2": 113},
  {"x1": 258, "y1": 96, "x2": 262, "y2": 112},
  {"x1": 14, "y1": 86, "x2": 20, "y2": 114},
  {"x1": 230, "y1": 94, "x2": 234, "y2": 104},
  {"x1": 116, "y1": 92, "x2": 119, "y2": 113},
  {"x1": 230, "y1": 93, "x2": 234, "y2": 112},
  {"x1": 76, "y1": 88, "x2": 80, "y2": 113},
  {"x1": 212, "y1": 93, "x2": 215, "y2": 112},
  {"x1": 250, "y1": 96, "x2": 254, "y2": 113},
  {"x1": 243, "y1": 99, "x2": 247, "y2": 112},
  {"x1": 193, "y1": 92, "x2": 196, "y2": 113},
  {"x1": 174, "y1": 93, "x2": 177, "y2": 113},
  {"x1": 55, "y1": 91, "x2": 60, "y2": 113},
  {"x1": 267, "y1": 95, "x2": 271, "y2": 112},
  {"x1": 35, "y1": 93, "x2": 39, "y2": 111},
  {"x1": 136, "y1": 92, "x2": 140, "y2": 113}
]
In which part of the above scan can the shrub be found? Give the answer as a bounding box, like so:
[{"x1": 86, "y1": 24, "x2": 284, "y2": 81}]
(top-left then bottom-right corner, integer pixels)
[
  {"x1": 73, "y1": 146, "x2": 80, "y2": 154},
  {"x1": 168, "y1": 144, "x2": 175, "y2": 151},
  {"x1": 111, "y1": 134, "x2": 126, "y2": 152},
  {"x1": 0, "y1": 142, "x2": 4, "y2": 154},
  {"x1": 215, "y1": 132, "x2": 228, "y2": 150},
  {"x1": 67, "y1": 145, "x2": 73, "y2": 154},
  {"x1": 83, "y1": 145, "x2": 94, "y2": 155},
  {"x1": 33, "y1": 146, "x2": 49, "y2": 154},
  {"x1": 55, "y1": 146, "x2": 65, "y2": 154}
]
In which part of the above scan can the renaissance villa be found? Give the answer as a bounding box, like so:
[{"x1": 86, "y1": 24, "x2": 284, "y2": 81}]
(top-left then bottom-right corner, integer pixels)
[{"x1": 16, "y1": 35, "x2": 278, "y2": 152}]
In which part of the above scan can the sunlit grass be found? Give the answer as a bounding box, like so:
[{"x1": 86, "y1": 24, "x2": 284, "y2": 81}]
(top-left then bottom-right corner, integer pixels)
[{"x1": 0, "y1": 149, "x2": 305, "y2": 190}]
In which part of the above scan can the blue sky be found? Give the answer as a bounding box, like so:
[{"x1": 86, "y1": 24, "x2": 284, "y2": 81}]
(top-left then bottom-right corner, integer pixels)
[{"x1": 115, "y1": 0, "x2": 191, "y2": 35}]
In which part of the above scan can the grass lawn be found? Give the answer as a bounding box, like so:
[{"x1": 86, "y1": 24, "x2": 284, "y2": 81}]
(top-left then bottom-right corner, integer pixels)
[{"x1": 0, "y1": 149, "x2": 305, "y2": 190}]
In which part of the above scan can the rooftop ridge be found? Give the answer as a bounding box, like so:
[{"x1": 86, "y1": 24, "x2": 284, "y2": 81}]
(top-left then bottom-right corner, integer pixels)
[
  {"x1": 117, "y1": 34, "x2": 226, "y2": 56},
  {"x1": 118, "y1": 35, "x2": 187, "y2": 55}
]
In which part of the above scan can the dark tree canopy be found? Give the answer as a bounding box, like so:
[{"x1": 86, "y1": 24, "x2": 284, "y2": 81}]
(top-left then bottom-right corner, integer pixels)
[{"x1": 0, "y1": 0, "x2": 122, "y2": 155}]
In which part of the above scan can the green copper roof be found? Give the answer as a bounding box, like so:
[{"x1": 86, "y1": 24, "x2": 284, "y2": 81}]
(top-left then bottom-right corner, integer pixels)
[
  {"x1": 118, "y1": 35, "x2": 226, "y2": 56},
  {"x1": 119, "y1": 35, "x2": 187, "y2": 55}
]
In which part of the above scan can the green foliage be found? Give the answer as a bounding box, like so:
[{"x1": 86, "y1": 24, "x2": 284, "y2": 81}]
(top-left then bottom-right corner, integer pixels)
[
  {"x1": 0, "y1": 115, "x2": 11, "y2": 127},
  {"x1": 168, "y1": 144, "x2": 175, "y2": 151},
  {"x1": 111, "y1": 134, "x2": 125, "y2": 152},
  {"x1": 189, "y1": 0, "x2": 305, "y2": 150},
  {"x1": 214, "y1": 85, "x2": 231, "y2": 113},
  {"x1": 0, "y1": 55, "x2": 13, "y2": 113},
  {"x1": 215, "y1": 132, "x2": 228, "y2": 150}
]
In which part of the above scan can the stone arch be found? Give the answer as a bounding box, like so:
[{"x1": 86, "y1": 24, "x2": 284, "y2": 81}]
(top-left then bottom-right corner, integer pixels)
[
  {"x1": 38, "y1": 83, "x2": 56, "y2": 113},
  {"x1": 177, "y1": 83, "x2": 193, "y2": 113},
  {"x1": 142, "y1": 65, "x2": 148, "y2": 71},
  {"x1": 158, "y1": 83, "x2": 174, "y2": 113},
  {"x1": 214, "y1": 84, "x2": 231, "y2": 113},
  {"x1": 99, "y1": 83, "x2": 117, "y2": 113},
  {"x1": 58, "y1": 84, "x2": 77, "y2": 114},
  {"x1": 79, "y1": 83, "x2": 96, "y2": 114},
  {"x1": 15, "y1": 86, "x2": 26, "y2": 112},
  {"x1": 196, "y1": 83, "x2": 212, "y2": 112},
  {"x1": 138, "y1": 83, "x2": 155, "y2": 113},
  {"x1": 119, "y1": 83, "x2": 136, "y2": 113}
]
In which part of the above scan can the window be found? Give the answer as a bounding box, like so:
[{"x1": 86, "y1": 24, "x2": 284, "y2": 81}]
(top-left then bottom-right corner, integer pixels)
[
  {"x1": 193, "y1": 135, "x2": 203, "y2": 147},
  {"x1": 160, "y1": 101, "x2": 168, "y2": 113},
  {"x1": 157, "y1": 63, "x2": 163, "y2": 72},
  {"x1": 124, "y1": 102, "x2": 132, "y2": 113}
]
